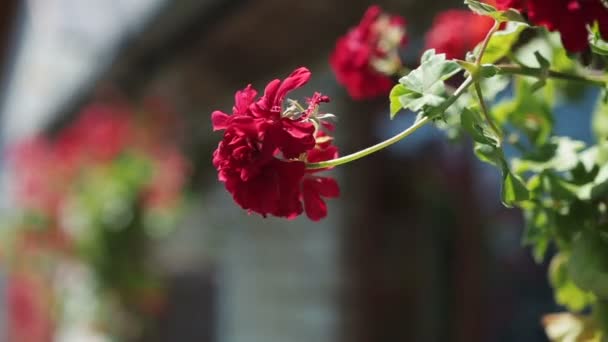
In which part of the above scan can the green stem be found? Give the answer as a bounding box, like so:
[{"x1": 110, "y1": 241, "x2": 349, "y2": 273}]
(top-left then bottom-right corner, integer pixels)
[
  {"x1": 306, "y1": 116, "x2": 430, "y2": 169},
  {"x1": 476, "y1": 21, "x2": 500, "y2": 67},
  {"x1": 306, "y1": 77, "x2": 475, "y2": 170},
  {"x1": 472, "y1": 22, "x2": 501, "y2": 146},
  {"x1": 474, "y1": 81, "x2": 502, "y2": 146},
  {"x1": 496, "y1": 64, "x2": 607, "y2": 87}
]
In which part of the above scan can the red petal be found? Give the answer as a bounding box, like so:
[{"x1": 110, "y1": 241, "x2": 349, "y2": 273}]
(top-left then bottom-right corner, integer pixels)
[
  {"x1": 315, "y1": 177, "x2": 340, "y2": 198},
  {"x1": 275, "y1": 67, "x2": 312, "y2": 103},
  {"x1": 211, "y1": 111, "x2": 231, "y2": 131},
  {"x1": 233, "y1": 85, "x2": 258, "y2": 115},
  {"x1": 302, "y1": 178, "x2": 328, "y2": 221}
]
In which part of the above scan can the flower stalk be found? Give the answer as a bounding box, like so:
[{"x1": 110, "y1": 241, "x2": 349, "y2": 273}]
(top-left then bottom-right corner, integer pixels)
[
  {"x1": 473, "y1": 21, "x2": 502, "y2": 145},
  {"x1": 306, "y1": 76, "x2": 475, "y2": 170},
  {"x1": 496, "y1": 64, "x2": 608, "y2": 87}
]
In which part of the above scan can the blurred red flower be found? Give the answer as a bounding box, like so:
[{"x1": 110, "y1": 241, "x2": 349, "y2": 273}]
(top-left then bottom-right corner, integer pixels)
[
  {"x1": 497, "y1": 0, "x2": 608, "y2": 52},
  {"x1": 7, "y1": 273, "x2": 54, "y2": 342},
  {"x1": 9, "y1": 137, "x2": 66, "y2": 215},
  {"x1": 55, "y1": 104, "x2": 132, "y2": 168},
  {"x1": 212, "y1": 67, "x2": 339, "y2": 220},
  {"x1": 144, "y1": 148, "x2": 189, "y2": 209},
  {"x1": 330, "y1": 5, "x2": 407, "y2": 100},
  {"x1": 424, "y1": 9, "x2": 495, "y2": 59},
  {"x1": 10, "y1": 102, "x2": 187, "y2": 219}
]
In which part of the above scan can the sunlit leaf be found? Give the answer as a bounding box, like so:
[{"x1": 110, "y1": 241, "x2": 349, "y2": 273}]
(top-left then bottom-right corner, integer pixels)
[
  {"x1": 464, "y1": 0, "x2": 527, "y2": 23},
  {"x1": 479, "y1": 22, "x2": 528, "y2": 64},
  {"x1": 568, "y1": 231, "x2": 608, "y2": 299},
  {"x1": 390, "y1": 50, "x2": 461, "y2": 119}
]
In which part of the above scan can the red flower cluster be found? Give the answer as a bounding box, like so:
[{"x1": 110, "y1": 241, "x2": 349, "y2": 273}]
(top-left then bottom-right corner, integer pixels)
[
  {"x1": 497, "y1": 0, "x2": 608, "y2": 52},
  {"x1": 424, "y1": 10, "x2": 495, "y2": 59},
  {"x1": 9, "y1": 103, "x2": 188, "y2": 216},
  {"x1": 212, "y1": 67, "x2": 339, "y2": 221},
  {"x1": 330, "y1": 6, "x2": 407, "y2": 100},
  {"x1": 7, "y1": 272, "x2": 54, "y2": 342}
]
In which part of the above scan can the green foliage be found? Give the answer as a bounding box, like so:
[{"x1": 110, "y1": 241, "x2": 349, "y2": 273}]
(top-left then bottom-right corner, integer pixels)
[
  {"x1": 493, "y1": 78, "x2": 554, "y2": 146},
  {"x1": 593, "y1": 93, "x2": 608, "y2": 140},
  {"x1": 589, "y1": 22, "x2": 608, "y2": 56},
  {"x1": 550, "y1": 254, "x2": 595, "y2": 312},
  {"x1": 390, "y1": 50, "x2": 461, "y2": 118},
  {"x1": 478, "y1": 22, "x2": 528, "y2": 64},
  {"x1": 464, "y1": 0, "x2": 527, "y2": 23},
  {"x1": 387, "y1": 4, "x2": 608, "y2": 338},
  {"x1": 462, "y1": 106, "x2": 529, "y2": 206},
  {"x1": 569, "y1": 232, "x2": 608, "y2": 299}
]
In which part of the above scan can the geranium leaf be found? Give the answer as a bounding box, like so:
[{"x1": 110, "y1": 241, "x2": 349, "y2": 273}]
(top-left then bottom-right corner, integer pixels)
[
  {"x1": 589, "y1": 21, "x2": 608, "y2": 56},
  {"x1": 464, "y1": 0, "x2": 527, "y2": 23},
  {"x1": 390, "y1": 49, "x2": 461, "y2": 119},
  {"x1": 478, "y1": 22, "x2": 528, "y2": 64}
]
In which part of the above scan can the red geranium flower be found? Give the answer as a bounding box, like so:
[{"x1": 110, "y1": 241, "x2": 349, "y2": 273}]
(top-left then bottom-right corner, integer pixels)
[
  {"x1": 9, "y1": 137, "x2": 65, "y2": 215},
  {"x1": 55, "y1": 104, "x2": 132, "y2": 167},
  {"x1": 330, "y1": 5, "x2": 407, "y2": 100},
  {"x1": 7, "y1": 273, "x2": 54, "y2": 342},
  {"x1": 302, "y1": 132, "x2": 340, "y2": 221},
  {"x1": 212, "y1": 67, "x2": 339, "y2": 220},
  {"x1": 497, "y1": 0, "x2": 608, "y2": 52},
  {"x1": 424, "y1": 10, "x2": 495, "y2": 59},
  {"x1": 496, "y1": 0, "x2": 525, "y2": 9}
]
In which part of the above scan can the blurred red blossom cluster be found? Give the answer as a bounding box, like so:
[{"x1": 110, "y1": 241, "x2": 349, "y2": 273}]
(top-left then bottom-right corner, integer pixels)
[
  {"x1": 330, "y1": 5, "x2": 407, "y2": 100},
  {"x1": 497, "y1": 0, "x2": 608, "y2": 52},
  {"x1": 10, "y1": 103, "x2": 188, "y2": 217},
  {"x1": 329, "y1": 0, "x2": 608, "y2": 101},
  {"x1": 330, "y1": 4, "x2": 494, "y2": 101},
  {"x1": 6, "y1": 102, "x2": 189, "y2": 341},
  {"x1": 7, "y1": 271, "x2": 54, "y2": 342},
  {"x1": 212, "y1": 67, "x2": 339, "y2": 221},
  {"x1": 424, "y1": 9, "x2": 495, "y2": 60}
]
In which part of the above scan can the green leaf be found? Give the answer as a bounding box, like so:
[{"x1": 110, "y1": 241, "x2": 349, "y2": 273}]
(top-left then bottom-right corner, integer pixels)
[
  {"x1": 589, "y1": 21, "x2": 608, "y2": 56},
  {"x1": 400, "y1": 50, "x2": 461, "y2": 94},
  {"x1": 568, "y1": 231, "x2": 608, "y2": 299},
  {"x1": 593, "y1": 92, "x2": 608, "y2": 141},
  {"x1": 512, "y1": 137, "x2": 585, "y2": 174},
  {"x1": 523, "y1": 207, "x2": 551, "y2": 262},
  {"x1": 542, "y1": 173, "x2": 581, "y2": 201},
  {"x1": 577, "y1": 163, "x2": 608, "y2": 200},
  {"x1": 473, "y1": 139, "x2": 530, "y2": 206},
  {"x1": 503, "y1": 171, "x2": 530, "y2": 206},
  {"x1": 390, "y1": 49, "x2": 461, "y2": 119},
  {"x1": 479, "y1": 22, "x2": 528, "y2": 64},
  {"x1": 550, "y1": 254, "x2": 595, "y2": 312},
  {"x1": 389, "y1": 84, "x2": 408, "y2": 116},
  {"x1": 464, "y1": 0, "x2": 496, "y2": 15},
  {"x1": 493, "y1": 78, "x2": 554, "y2": 146},
  {"x1": 464, "y1": 0, "x2": 527, "y2": 23},
  {"x1": 461, "y1": 107, "x2": 499, "y2": 146}
]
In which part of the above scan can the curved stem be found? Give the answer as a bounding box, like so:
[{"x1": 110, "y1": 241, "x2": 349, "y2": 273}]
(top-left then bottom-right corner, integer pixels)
[
  {"x1": 306, "y1": 77, "x2": 475, "y2": 170},
  {"x1": 306, "y1": 116, "x2": 430, "y2": 169},
  {"x1": 476, "y1": 21, "x2": 500, "y2": 66},
  {"x1": 474, "y1": 81, "x2": 502, "y2": 146},
  {"x1": 496, "y1": 64, "x2": 607, "y2": 87},
  {"x1": 472, "y1": 21, "x2": 501, "y2": 145}
]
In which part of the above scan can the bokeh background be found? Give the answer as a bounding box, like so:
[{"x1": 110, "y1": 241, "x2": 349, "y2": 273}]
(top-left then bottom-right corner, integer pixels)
[{"x1": 0, "y1": 0, "x2": 578, "y2": 341}]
